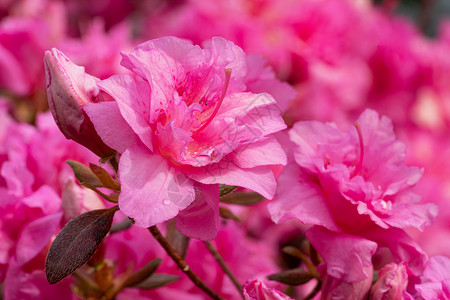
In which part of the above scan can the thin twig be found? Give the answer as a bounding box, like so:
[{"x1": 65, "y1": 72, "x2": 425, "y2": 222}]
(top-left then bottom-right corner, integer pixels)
[
  {"x1": 204, "y1": 241, "x2": 243, "y2": 298},
  {"x1": 148, "y1": 226, "x2": 224, "y2": 300}
]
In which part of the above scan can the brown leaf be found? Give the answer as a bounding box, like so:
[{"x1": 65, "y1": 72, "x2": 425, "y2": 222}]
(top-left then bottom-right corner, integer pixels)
[
  {"x1": 67, "y1": 160, "x2": 103, "y2": 187},
  {"x1": 89, "y1": 163, "x2": 121, "y2": 191},
  {"x1": 268, "y1": 268, "x2": 314, "y2": 286},
  {"x1": 46, "y1": 206, "x2": 119, "y2": 284},
  {"x1": 219, "y1": 206, "x2": 240, "y2": 221},
  {"x1": 123, "y1": 258, "x2": 162, "y2": 288},
  {"x1": 133, "y1": 274, "x2": 180, "y2": 290}
]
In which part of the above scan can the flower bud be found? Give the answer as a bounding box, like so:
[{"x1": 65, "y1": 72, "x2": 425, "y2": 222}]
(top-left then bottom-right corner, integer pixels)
[
  {"x1": 370, "y1": 262, "x2": 408, "y2": 300},
  {"x1": 44, "y1": 48, "x2": 114, "y2": 157},
  {"x1": 321, "y1": 265, "x2": 373, "y2": 300},
  {"x1": 243, "y1": 279, "x2": 293, "y2": 300}
]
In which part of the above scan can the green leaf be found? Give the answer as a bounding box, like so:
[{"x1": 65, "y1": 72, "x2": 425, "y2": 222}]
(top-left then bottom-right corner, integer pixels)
[
  {"x1": 67, "y1": 160, "x2": 103, "y2": 187},
  {"x1": 123, "y1": 258, "x2": 162, "y2": 288},
  {"x1": 46, "y1": 206, "x2": 119, "y2": 284},
  {"x1": 133, "y1": 274, "x2": 180, "y2": 289},
  {"x1": 268, "y1": 268, "x2": 314, "y2": 286},
  {"x1": 220, "y1": 191, "x2": 264, "y2": 206}
]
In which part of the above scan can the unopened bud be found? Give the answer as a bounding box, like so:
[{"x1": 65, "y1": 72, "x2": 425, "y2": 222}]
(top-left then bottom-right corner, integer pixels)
[{"x1": 44, "y1": 48, "x2": 114, "y2": 157}]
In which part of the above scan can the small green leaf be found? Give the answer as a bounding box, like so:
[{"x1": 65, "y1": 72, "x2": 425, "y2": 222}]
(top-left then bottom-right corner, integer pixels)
[
  {"x1": 133, "y1": 274, "x2": 180, "y2": 289},
  {"x1": 123, "y1": 258, "x2": 162, "y2": 288},
  {"x1": 268, "y1": 268, "x2": 314, "y2": 286},
  {"x1": 46, "y1": 206, "x2": 119, "y2": 284},
  {"x1": 89, "y1": 163, "x2": 121, "y2": 191},
  {"x1": 67, "y1": 160, "x2": 103, "y2": 187},
  {"x1": 220, "y1": 191, "x2": 264, "y2": 206}
]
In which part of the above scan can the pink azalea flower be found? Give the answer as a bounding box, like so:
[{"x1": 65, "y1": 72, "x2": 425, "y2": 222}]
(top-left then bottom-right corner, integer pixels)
[
  {"x1": 0, "y1": 17, "x2": 49, "y2": 95},
  {"x1": 415, "y1": 256, "x2": 450, "y2": 299},
  {"x1": 370, "y1": 262, "x2": 409, "y2": 300},
  {"x1": 58, "y1": 20, "x2": 133, "y2": 80},
  {"x1": 270, "y1": 109, "x2": 436, "y2": 232},
  {"x1": 269, "y1": 109, "x2": 436, "y2": 288},
  {"x1": 85, "y1": 36, "x2": 287, "y2": 240},
  {"x1": 0, "y1": 0, "x2": 66, "y2": 96},
  {"x1": 0, "y1": 106, "x2": 101, "y2": 298},
  {"x1": 243, "y1": 279, "x2": 293, "y2": 300}
]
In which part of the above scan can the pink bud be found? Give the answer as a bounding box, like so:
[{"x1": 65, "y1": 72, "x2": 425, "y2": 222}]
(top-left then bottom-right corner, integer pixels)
[
  {"x1": 44, "y1": 48, "x2": 114, "y2": 157},
  {"x1": 370, "y1": 262, "x2": 408, "y2": 300},
  {"x1": 243, "y1": 279, "x2": 293, "y2": 300},
  {"x1": 321, "y1": 265, "x2": 374, "y2": 300}
]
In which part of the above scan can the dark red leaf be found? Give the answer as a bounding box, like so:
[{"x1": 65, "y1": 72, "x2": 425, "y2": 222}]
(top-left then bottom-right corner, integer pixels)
[{"x1": 45, "y1": 206, "x2": 119, "y2": 284}]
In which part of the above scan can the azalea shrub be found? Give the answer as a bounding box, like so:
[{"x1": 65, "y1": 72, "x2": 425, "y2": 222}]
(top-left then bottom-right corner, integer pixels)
[{"x1": 1, "y1": 0, "x2": 450, "y2": 299}]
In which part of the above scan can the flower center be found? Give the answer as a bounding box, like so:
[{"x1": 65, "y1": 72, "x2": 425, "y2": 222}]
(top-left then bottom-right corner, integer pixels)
[{"x1": 192, "y1": 68, "x2": 232, "y2": 135}]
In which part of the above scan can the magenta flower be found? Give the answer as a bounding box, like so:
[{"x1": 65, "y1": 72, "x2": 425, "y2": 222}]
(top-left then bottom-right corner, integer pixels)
[
  {"x1": 85, "y1": 36, "x2": 287, "y2": 240},
  {"x1": 269, "y1": 109, "x2": 437, "y2": 288},
  {"x1": 270, "y1": 109, "x2": 436, "y2": 233},
  {"x1": 415, "y1": 256, "x2": 450, "y2": 299},
  {"x1": 0, "y1": 104, "x2": 102, "y2": 298}
]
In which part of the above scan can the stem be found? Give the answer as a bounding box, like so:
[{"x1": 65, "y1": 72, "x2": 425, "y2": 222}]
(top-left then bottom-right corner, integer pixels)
[
  {"x1": 204, "y1": 241, "x2": 243, "y2": 298},
  {"x1": 148, "y1": 226, "x2": 224, "y2": 300}
]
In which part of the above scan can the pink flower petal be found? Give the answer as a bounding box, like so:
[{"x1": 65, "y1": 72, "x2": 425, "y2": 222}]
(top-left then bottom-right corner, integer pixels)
[
  {"x1": 84, "y1": 101, "x2": 140, "y2": 153},
  {"x1": 15, "y1": 212, "x2": 62, "y2": 266},
  {"x1": 118, "y1": 145, "x2": 196, "y2": 227},
  {"x1": 174, "y1": 183, "x2": 219, "y2": 240},
  {"x1": 268, "y1": 163, "x2": 339, "y2": 231},
  {"x1": 97, "y1": 75, "x2": 154, "y2": 151},
  {"x1": 306, "y1": 226, "x2": 377, "y2": 283},
  {"x1": 231, "y1": 137, "x2": 287, "y2": 169},
  {"x1": 187, "y1": 161, "x2": 277, "y2": 200}
]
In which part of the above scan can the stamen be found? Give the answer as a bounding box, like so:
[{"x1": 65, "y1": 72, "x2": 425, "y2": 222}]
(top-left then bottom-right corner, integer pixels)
[
  {"x1": 351, "y1": 122, "x2": 364, "y2": 178},
  {"x1": 193, "y1": 69, "x2": 232, "y2": 135}
]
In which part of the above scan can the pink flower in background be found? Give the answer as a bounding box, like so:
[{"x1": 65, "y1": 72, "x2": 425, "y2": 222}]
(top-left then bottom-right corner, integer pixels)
[
  {"x1": 0, "y1": 0, "x2": 66, "y2": 97},
  {"x1": 243, "y1": 279, "x2": 293, "y2": 300},
  {"x1": 0, "y1": 18, "x2": 49, "y2": 96},
  {"x1": 370, "y1": 262, "x2": 409, "y2": 300},
  {"x1": 58, "y1": 20, "x2": 133, "y2": 80},
  {"x1": 0, "y1": 104, "x2": 102, "y2": 298},
  {"x1": 269, "y1": 109, "x2": 437, "y2": 294},
  {"x1": 415, "y1": 256, "x2": 450, "y2": 299},
  {"x1": 85, "y1": 36, "x2": 287, "y2": 240},
  {"x1": 270, "y1": 109, "x2": 436, "y2": 233}
]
